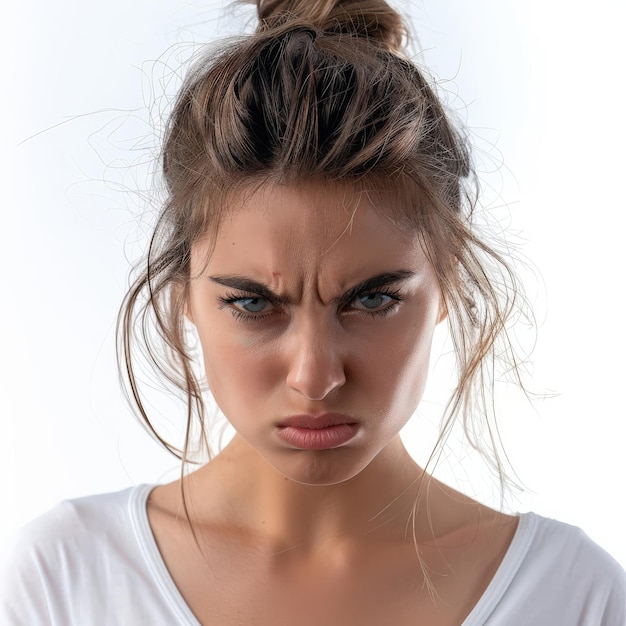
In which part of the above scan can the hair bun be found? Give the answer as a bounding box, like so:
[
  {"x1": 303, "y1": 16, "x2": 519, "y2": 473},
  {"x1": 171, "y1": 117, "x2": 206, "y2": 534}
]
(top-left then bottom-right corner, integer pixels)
[{"x1": 249, "y1": 0, "x2": 407, "y2": 53}]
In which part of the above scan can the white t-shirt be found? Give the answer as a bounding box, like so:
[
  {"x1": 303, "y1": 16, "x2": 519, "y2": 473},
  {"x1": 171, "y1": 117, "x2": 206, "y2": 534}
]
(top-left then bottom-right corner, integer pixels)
[{"x1": 1, "y1": 484, "x2": 624, "y2": 625}]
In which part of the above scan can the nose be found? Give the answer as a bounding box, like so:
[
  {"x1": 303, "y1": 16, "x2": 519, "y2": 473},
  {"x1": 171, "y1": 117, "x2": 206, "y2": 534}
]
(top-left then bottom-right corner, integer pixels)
[{"x1": 285, "y1": 318, "x2": 346, "y2": 401}]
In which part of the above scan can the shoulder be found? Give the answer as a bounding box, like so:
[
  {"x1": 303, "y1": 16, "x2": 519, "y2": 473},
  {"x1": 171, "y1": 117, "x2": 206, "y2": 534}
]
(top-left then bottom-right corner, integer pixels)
[
  {"x1": 9, "y1": 485, "x2": 146, "y2": 557},
  {"x1": 523, "y1": 513, "x2": 625, "y2": 582},
  {"x1": 0, "y1": 485, "x2": 155, "y2": 625},
  {"x1": 488, "y1": 512, "x2": 626, "y2": 624}
]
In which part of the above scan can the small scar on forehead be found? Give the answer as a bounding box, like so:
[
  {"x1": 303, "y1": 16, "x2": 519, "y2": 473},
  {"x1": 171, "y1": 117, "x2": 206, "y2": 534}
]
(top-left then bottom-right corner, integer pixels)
[{"x1": 272, "y1": 271, "x2": 281, "y2": 277}]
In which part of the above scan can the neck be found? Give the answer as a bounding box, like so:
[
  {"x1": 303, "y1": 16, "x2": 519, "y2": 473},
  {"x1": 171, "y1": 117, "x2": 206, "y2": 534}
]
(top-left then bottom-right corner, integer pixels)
[{"x1": 186, "y1": 434, "x2": 426, "y2": 554}]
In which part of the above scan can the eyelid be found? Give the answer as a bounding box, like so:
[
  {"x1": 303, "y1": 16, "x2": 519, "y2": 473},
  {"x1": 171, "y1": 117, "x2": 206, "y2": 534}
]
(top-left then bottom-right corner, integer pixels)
[
  {"x1": 333, "y1": 272, "x2": 414, "y2": 307},
  {"x1": 218, "y1": 292, "x2": 277, "y2": 323},
  {"x1": 210, "y1": 276, "x2": 287, "y2": 305},
  {"x1": 219, "y1": 287, "x2": 403, "y2": 324},
  {"x1": 220, "y1": 287, "x2": 403, "y2": 308},
  {"x1": 342, "y1": 284, "x2": 403, "y2": 306},
  {"x1": 347, "y1": 288, "x2": 403, "y2": 308},
  {"x1": 219, "y1": 290, "x2": 273, "y2": 306},
  {"x1": 210, "y1": 270, "x2": 415, "y2": 308}
]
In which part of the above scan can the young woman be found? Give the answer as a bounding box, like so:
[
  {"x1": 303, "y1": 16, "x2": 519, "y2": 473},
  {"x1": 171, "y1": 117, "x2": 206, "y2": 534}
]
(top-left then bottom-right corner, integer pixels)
[{"x1": 2, "y1": 1, "x2": 624, "y2": 624}]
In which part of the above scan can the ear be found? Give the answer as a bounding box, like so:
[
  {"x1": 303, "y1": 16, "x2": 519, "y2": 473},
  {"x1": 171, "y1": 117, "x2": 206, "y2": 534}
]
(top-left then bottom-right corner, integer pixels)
[
  {"x1": 183, "y1": 299, "x2": 195, "y2": 324},
  {"x1": 436, "y1": 297, "x2": 448, "y2": 325}
]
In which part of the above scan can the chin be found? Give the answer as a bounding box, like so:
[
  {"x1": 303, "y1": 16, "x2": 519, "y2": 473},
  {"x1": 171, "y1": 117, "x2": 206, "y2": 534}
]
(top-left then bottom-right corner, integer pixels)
[{"x1": 270, "y1": 448, "x2": 373, "y2": 487}]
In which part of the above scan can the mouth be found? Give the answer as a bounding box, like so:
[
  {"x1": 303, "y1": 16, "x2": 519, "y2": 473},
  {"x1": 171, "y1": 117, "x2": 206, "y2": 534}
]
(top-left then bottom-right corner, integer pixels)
[{"x1": 276, "y1": 413, "x2": 360, "y2": 450}]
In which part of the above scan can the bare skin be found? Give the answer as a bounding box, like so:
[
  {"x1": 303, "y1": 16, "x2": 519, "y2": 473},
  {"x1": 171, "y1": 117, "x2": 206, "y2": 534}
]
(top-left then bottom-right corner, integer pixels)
[
  {"x1": 146, "y1": 182, "x2": 519, "y2": 625},
  {"x1": 147, "y1": 438, "x2": 517, "y2": 625}
]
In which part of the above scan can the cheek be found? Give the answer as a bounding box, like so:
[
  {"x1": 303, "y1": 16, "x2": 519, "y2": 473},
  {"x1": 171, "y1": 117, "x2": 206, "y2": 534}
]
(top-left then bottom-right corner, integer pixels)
[
  {"x1": 196, "y1": 300, "x2": 438, "y2": 425},
  {"x1": 355, "y1": 315, "x2": 437, "y2": 417},
  {"x1": 199, "y1": 325, "x2": 279, "y2": 411}
]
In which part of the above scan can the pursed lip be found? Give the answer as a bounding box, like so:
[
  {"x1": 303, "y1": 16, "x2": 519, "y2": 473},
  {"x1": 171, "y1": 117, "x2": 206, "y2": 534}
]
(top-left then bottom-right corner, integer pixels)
[{"x1": 277, "y1": 413, "x2": 359, "y2": 429}]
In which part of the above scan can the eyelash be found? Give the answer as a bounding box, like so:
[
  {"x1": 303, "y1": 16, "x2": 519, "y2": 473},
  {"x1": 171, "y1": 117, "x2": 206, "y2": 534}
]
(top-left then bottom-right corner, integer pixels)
[
  {"x1": 218, "y1": 289, "x2": 404, "y2": 323},
  {"x1": 218, "y1": 291, "x2": 276, "y2": 323},
  {"x1": 350, "y1": 288, "x2": 404, "y2": 318}
]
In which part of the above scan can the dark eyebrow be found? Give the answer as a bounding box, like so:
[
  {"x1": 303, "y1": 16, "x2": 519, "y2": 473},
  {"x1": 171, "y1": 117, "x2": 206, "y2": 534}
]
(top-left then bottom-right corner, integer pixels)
[
  {"x1": 208, "y1": 270, "x2": 415, "y2": 305},
  {"x1": 333, "y1": 270, "x2": 415, "y2": 305},
  {"x1": 209, "y1": 275, "x2": 289, "y2": 304}
]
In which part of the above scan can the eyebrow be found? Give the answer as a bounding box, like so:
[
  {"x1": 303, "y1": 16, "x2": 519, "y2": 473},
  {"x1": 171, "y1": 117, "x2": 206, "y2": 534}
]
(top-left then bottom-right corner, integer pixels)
[
  {"x1": 209, "y1": 275, "x2": 289, "y2": 304},
  {"x1": 208, "y1": 270, "x2": 416, "y2": 305},
  {"x1": 334, "y1": 270, "x2": 415, "y2": 305}
]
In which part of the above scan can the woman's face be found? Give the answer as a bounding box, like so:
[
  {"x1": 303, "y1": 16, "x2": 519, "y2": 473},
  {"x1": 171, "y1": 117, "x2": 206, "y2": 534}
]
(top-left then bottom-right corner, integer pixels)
[{"x1": 187, "y1": 182, "x2": 445, "y2": 485}]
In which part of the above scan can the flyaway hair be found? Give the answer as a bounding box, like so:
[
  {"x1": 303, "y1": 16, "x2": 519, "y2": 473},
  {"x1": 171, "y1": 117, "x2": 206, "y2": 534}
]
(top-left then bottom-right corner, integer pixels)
[{"x1": 118, "y1": 0, "x2": 529, "y2": 491}]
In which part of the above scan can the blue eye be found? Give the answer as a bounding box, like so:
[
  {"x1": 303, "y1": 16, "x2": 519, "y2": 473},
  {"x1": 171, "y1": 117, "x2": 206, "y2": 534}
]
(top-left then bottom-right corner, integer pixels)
[
  {"x1": 355, "y1": 293, "x2": 393, "y2": 310},
  {"x1": 346, "y1": 289, "x2": 403, "y2": 318},
  {"x1": 218, "y1": 292, "x2": 278, "y2": 322},
  {"x1": 234, "y1": 297, "x2": 268, "y2": 313}
]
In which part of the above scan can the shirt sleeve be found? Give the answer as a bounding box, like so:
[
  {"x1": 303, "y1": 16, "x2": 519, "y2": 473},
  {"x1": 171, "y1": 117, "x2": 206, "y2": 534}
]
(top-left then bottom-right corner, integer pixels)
[
  {"x1": 0, "y1": 522, "x2": 57, "y2": 626},
  {"x1": 487, "y1": 516, "x2": 626, "y2": 625},
  {"x1": 0, "y1": 500, "x2": 98, "y2": 626}
]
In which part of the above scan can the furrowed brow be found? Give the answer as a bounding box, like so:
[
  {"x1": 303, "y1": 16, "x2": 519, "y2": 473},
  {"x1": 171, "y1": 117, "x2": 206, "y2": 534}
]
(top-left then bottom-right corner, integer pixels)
[
  {"x1": 208, "y1": 275, "x2": 289, "y2": 304},
  {"x1": 334, "y1": 270, "x2": 416, "y2": 305}
]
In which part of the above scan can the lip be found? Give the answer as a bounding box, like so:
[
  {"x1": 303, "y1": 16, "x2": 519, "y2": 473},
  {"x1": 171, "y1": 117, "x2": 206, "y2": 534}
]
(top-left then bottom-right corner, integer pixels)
[{"x1": 276, "y1": 413, "x2": 360, "y2": 450}]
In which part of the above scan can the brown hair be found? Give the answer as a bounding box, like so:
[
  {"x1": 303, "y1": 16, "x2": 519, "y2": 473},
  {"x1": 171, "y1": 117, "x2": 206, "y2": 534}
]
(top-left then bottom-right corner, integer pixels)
[{"x1": 118, "y1": 0, "x2": 528, "y2": 487}]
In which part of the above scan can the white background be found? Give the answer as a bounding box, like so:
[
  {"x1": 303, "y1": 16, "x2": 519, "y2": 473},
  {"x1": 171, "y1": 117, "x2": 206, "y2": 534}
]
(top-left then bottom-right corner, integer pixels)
[{"x1": 1, "y1": 0, "x2": 624, "y2": 569}]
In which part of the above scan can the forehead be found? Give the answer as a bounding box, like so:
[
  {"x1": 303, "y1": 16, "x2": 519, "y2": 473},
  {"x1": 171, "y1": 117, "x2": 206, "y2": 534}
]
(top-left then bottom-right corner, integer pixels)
[{"x1": 196, "y1": 182, "x2": 430, "y2": 288}]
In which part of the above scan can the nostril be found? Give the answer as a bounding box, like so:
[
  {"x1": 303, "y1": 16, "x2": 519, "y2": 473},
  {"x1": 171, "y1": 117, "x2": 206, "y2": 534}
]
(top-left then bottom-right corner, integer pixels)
[{"x1": 285, "y1": 344, "x2": 346, "y2": 400}]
